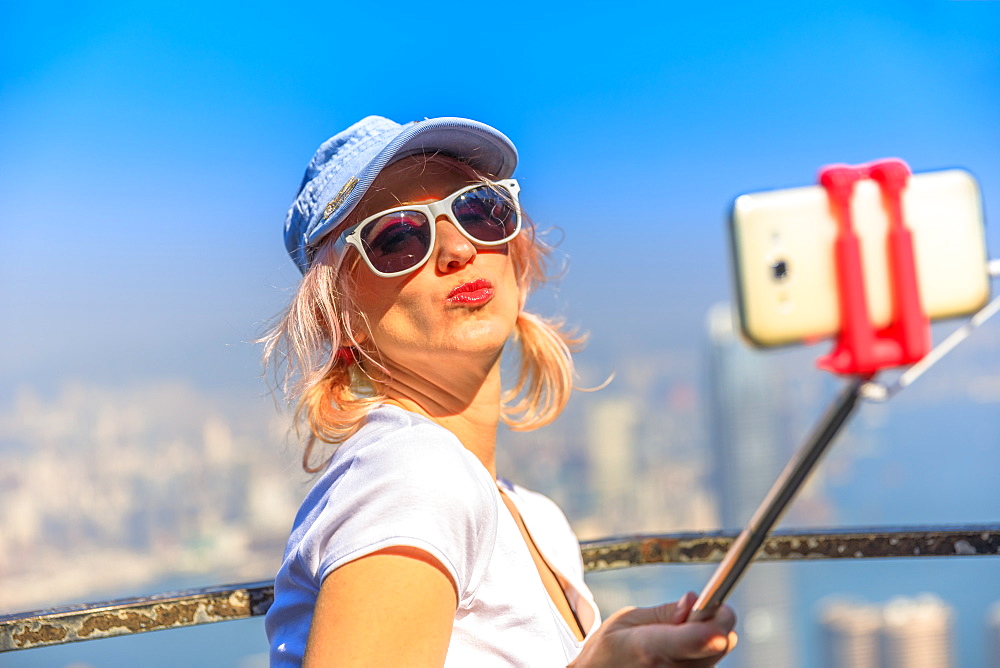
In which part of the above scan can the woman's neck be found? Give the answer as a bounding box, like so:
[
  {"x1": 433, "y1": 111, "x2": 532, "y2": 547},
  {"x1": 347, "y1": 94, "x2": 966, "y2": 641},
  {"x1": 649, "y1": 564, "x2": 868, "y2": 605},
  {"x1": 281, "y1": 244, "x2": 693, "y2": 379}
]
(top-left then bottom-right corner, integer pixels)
[{"x1": 378, "y1": 355, "x2": 503, "y2": 477}]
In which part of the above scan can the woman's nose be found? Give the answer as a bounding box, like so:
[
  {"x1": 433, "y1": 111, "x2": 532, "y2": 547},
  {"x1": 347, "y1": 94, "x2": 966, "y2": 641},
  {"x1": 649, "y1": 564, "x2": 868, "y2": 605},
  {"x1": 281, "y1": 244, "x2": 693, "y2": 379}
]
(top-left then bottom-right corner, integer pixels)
[{"x1": 434, "y1": 217, "x2": 476, "y2": 272}]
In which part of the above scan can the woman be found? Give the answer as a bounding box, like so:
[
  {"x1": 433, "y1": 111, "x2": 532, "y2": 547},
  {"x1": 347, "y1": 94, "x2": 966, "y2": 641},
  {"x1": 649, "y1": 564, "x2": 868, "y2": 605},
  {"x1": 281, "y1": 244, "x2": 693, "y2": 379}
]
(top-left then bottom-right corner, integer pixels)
[{"x1": 263, "y1": 115, "x2": 737, "y2": 667}]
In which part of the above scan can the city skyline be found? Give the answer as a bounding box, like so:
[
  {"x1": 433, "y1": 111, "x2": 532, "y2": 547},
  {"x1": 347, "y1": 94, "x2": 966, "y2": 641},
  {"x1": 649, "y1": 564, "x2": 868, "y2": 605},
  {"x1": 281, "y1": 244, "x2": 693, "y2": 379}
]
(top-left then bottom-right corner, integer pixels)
[{"x1": 3, "y1": 308, "x2": 999, "y2": 664}]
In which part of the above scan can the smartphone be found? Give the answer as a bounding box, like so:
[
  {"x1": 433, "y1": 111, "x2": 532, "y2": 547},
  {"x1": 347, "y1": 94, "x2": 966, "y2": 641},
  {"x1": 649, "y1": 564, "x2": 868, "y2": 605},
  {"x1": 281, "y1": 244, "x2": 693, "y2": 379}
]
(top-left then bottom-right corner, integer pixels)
[{"x1": 729, "y1": 168, "x2": 991, "y2": 348}]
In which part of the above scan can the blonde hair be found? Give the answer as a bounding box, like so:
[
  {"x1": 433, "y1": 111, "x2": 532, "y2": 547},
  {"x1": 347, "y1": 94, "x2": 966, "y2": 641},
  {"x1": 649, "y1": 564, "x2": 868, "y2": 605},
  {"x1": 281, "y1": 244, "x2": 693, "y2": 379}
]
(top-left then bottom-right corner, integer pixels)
[{"x1": 262, "y1": 156, "x2": 584, "y2": 472}]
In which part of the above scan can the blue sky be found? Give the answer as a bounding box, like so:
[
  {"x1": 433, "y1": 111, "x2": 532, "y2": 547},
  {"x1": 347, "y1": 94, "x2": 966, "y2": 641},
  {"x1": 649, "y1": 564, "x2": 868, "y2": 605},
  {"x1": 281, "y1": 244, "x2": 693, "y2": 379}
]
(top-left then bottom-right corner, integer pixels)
[{"x1": 2, "y1": 0, "x2": 999, "y2": 391}]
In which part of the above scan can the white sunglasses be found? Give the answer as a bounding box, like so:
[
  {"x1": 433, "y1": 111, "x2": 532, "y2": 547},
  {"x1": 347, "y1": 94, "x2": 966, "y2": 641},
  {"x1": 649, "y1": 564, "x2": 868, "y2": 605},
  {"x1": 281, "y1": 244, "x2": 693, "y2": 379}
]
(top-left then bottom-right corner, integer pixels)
[{"x1": 333, "y1": 179, "x2": 521, "y2": 278}]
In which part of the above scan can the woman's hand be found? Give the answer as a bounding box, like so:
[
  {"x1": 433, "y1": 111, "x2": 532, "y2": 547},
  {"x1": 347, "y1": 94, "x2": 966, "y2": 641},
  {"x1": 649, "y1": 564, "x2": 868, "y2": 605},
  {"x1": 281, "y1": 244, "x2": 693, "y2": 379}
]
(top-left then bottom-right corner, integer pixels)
[{"x1": 569, "y1": 592, "x2": 737, "y2": 668}]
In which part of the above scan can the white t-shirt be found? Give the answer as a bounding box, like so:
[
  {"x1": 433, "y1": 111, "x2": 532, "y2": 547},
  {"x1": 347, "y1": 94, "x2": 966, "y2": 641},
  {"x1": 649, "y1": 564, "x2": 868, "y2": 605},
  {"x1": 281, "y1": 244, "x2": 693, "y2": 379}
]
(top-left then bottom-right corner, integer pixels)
[{"x1": 265, "y1": 404, "x2": 600, "y2": 667}]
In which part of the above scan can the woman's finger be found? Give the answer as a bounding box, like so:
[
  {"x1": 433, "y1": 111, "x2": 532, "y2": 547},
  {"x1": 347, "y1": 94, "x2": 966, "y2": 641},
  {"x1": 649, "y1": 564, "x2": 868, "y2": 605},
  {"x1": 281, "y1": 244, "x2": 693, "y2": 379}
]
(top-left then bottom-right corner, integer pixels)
[
  {"x1": 709, "y1": 603, "x2": 737, "y2": 633},
  {"x1": 628, "y1": 614, "x2": 735, "y2": 660},
  {"x1": 614, "y1": 592, "x2": 698, "y2": 628}
]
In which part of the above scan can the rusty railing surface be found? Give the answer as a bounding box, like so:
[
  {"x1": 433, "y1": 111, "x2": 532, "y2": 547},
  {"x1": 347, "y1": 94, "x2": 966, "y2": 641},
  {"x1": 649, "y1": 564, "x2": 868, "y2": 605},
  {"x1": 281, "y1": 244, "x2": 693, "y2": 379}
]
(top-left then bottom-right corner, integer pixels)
[{"x1": 2, "y1": 524, "x2": 998, "y2": 652}]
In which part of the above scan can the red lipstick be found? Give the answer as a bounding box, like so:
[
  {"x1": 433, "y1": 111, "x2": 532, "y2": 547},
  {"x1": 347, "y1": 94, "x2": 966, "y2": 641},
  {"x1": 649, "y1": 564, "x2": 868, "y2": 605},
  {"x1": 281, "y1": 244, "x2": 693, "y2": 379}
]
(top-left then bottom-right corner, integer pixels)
[{"x1": 447, "y1": 278, "x2": 494, "y2": 305}]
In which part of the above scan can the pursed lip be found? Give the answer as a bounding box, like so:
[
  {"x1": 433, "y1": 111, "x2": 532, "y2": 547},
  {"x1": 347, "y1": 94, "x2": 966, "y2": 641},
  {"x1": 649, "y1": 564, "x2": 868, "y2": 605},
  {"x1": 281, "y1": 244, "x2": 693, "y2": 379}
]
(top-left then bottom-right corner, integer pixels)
[{"x1": 446, "y1": 278, "x2": 494, "y2": 304}]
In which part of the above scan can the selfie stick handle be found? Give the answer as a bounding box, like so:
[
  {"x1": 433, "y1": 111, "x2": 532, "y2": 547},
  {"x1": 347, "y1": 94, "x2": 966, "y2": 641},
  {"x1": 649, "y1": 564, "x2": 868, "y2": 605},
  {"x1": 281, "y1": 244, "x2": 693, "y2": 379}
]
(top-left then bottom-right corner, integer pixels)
[{"x1": 689, "y1": 377, "x2": 865, "y2": 621}]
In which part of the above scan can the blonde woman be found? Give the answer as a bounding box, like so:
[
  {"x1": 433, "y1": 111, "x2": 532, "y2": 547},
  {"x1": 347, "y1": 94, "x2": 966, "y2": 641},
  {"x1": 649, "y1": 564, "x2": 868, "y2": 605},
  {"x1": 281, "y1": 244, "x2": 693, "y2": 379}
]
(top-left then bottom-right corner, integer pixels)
[{"x1": 263, "y1": 116, "x2": 737, "y2": 667}]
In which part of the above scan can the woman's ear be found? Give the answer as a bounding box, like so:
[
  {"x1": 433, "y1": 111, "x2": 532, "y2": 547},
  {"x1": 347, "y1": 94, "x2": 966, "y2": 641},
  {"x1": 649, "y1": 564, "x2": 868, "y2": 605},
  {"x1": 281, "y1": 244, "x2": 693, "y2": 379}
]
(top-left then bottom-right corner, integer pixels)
[
  {"x1": 337, "y1": 271, "x2": 369, "y2": 348},
  {"x1": 342, "y1": 310, "x2": 370, "y2": 349}
]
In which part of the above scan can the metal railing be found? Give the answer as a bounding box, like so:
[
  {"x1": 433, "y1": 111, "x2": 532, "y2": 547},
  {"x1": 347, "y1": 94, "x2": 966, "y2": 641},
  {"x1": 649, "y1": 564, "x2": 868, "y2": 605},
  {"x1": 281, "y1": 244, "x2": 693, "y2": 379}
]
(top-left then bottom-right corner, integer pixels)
[{"x1": 2, "y1": 523, "x2": 998, "y2": 652}]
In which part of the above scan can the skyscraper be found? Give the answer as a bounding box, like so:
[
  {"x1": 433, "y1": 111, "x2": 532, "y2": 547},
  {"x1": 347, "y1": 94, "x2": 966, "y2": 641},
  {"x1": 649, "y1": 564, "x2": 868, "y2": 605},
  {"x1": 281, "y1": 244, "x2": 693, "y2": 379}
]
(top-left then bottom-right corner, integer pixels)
[
  {"x1": 818, "y1": 599, "x2": 882, "y2": 668},
  {"x1": 706, "y1": 303, "x2": 797, "y2": 667},
  {"x1": 880, "y1": 595, "x2": 953, "y2": 668},
  {"x1": 818, "y1": 594, "x2": 955, "y2": 668},
  {"x1": 584, "y1": 396, "x2": 639, "y2": 534},
  {"x1": 988, "y1": 601, "x2": 1000, "y2": 668}
]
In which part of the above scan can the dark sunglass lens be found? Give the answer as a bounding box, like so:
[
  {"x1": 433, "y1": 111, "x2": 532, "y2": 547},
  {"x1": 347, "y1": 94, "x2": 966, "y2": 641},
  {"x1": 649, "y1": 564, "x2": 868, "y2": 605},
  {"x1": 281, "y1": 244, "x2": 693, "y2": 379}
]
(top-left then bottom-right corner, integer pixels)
[
  {"x1": 360, "y1": 212, "x2": 431, "y2": 274},
  {"x1": 453, "y1": 186, "x2": 518, "y2": 242}
]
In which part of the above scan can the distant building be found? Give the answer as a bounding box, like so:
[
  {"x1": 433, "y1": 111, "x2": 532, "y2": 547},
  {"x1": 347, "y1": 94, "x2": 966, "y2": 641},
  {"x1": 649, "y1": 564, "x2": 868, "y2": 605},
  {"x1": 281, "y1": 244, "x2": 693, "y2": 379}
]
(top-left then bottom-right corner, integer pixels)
[
  {"x1": 584, "y1": 396, "x2": 640, "y2": 534},
  {"x1": 706, "y1": 304, "x2": 797, "y2": 668},
  {"x1": 818, "y1": 600, "x2": 883, "y2": 668},
  {"x1": 881, "y1": 595, "x2": 953, "y2": 668},
  {"x1": 817, "y1": 595, "x2": 954, "y2": 668},
  {"x1": 988, "y1": 602, "x2": 1000, "y2": 668}
]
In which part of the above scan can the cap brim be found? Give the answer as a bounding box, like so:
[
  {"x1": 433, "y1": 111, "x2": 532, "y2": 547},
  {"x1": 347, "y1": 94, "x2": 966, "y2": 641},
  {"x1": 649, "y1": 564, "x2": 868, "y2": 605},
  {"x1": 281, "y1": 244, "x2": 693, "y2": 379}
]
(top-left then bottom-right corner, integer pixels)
[{"x1": 307, "y1": 118, "x2": 517, "y2": 246}]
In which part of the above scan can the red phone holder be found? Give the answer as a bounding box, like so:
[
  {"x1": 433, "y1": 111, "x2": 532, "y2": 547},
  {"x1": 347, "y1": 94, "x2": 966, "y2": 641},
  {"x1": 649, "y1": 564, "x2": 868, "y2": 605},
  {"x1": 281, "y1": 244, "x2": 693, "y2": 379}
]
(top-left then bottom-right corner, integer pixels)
[{"x1": 815, "y1": 158, "x2": 931, "y2": 376}]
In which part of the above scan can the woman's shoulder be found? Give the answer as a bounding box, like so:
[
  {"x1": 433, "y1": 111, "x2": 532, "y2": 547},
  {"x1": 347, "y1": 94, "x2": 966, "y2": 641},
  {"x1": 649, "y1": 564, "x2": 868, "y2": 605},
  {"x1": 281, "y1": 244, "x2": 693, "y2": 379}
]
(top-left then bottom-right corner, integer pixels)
[
  {"x1": 280, "y1": 405, "x2": 501, "y2": 607},
  {"x1": 300, "y1": 405, "x2": 497, "y2": 524}
]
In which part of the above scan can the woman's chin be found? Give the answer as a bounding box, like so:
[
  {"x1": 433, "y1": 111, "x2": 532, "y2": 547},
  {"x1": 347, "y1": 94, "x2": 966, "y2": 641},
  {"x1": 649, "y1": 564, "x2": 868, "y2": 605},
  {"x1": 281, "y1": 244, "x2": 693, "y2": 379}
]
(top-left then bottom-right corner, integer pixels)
[{"x1": 447, "y1": 321, "x2": 514, "y2": 354}]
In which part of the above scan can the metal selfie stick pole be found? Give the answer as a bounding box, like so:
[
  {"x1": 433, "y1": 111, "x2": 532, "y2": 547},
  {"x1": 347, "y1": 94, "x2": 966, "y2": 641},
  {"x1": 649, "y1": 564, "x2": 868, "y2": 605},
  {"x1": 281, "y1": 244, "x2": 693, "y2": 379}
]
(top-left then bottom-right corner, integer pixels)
[
  {"x1": 689, "y1": 258, "x2": 1000, "y2": 621},
  {"x1": 688, "y1": 376, "x2": 866, "y2": 621}
]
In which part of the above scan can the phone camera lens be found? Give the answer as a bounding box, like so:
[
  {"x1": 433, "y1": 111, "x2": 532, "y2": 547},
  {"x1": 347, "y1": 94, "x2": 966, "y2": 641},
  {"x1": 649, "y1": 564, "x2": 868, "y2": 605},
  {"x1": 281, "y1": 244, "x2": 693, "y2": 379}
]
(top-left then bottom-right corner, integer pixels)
[{"x1": 771, "y1": 259, "x2": 789, "y2": 282}]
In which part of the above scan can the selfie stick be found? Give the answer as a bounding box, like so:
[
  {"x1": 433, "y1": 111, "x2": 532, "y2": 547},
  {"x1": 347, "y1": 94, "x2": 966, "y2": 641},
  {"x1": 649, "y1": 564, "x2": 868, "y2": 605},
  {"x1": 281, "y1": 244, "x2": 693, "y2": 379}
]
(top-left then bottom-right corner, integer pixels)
[
  {"x1": 690, "y1": 159, "x2": 932, "y2": 621},
  {"x1": 689, "y1": 377, "x2": 865, "y2": 621}
]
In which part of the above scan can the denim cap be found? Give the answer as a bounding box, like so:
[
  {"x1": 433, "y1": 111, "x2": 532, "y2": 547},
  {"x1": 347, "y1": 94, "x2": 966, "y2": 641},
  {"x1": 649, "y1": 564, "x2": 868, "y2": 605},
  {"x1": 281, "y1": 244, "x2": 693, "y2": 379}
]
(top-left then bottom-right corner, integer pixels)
[{"x1": 284, "y1": 115, "x2": 519, "y2": 273}]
